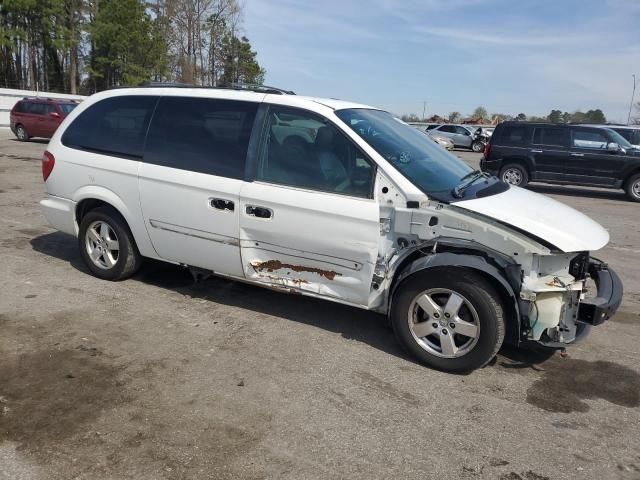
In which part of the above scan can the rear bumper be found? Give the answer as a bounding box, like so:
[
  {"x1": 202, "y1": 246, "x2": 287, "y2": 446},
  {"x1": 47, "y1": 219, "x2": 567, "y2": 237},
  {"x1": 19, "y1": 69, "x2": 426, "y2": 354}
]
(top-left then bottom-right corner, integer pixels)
[
  {"x1": 479, "y1": 158, "x2": 501, "y2": 176},
  {"x1": 40, "y1": 195, "x2": 77, "y2": 236},
  {"x1": 577, "y1": 260, "x2": 623, "y2": 326}
]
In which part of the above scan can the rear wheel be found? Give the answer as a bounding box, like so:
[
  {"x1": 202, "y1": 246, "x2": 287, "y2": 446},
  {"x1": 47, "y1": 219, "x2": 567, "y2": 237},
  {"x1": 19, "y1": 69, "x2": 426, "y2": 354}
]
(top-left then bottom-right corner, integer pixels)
[
  {"x1": 391, "y1": 269, "x2": 505, "y2": 372},
  {"x1": 471, "y1": 140, "x2": 484, "y2": 152},
  {"x1": 15, "y1": 124, "x2": 29, "y2": 142},
  {"x1": 500, "y1": 163, "x2": 528, "y2": 187},
  {"x1": 78, "y1": 206, "x2": 142, "y2": 280},
  {"x1": 625, "y1": 173, "x2": 640, "y2": 202}
]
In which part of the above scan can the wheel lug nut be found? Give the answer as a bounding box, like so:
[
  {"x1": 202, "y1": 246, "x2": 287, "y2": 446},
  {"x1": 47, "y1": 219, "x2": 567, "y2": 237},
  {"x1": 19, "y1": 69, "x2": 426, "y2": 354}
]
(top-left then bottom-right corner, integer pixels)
[
  {"x1": 444, "y1": 313, "x2": 450, "y2": 318},
  {"x1": 432, "y1": 322, "x2": 438, "y2": 328},
  {"x1": 449, "y1": 323, "x2": 455, "y2": 329},
  {"x1": 442, "y1": 329, "x2": 448, "y2": 335},
  {"x1": 433, "y1": 313, "x2": 440, "y2": 318}
]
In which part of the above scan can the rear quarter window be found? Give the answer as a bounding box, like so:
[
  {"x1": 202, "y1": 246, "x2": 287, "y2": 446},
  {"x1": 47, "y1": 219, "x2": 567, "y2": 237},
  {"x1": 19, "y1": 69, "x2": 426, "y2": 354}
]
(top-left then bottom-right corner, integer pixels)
[
  {"x1": 533, "y1": 127, "x2": 568, "y2": 147},
  {"x1": 61, "y1": 95, "x2": 158, "y2": 159},
  {"x1": 13, "y1": 101, "x2": 27, "y2": 113}
]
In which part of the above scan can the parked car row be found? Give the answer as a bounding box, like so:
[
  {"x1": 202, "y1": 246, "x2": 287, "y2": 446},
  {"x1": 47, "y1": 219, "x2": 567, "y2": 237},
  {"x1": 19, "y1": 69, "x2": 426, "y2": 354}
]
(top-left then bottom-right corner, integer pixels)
[
  {"x1": 481, "y1": 122, "x2": 640, "y2": 201},
  {"x1": 409, "y1": 122, "x2": 494, "y2": 152}
]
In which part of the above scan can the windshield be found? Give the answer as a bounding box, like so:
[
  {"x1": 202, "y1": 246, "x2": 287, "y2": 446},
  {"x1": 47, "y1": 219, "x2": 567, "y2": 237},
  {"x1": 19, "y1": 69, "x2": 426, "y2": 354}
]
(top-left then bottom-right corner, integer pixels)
[
  {"x1": 605, "y1": 128, "x2": 634, "y2": 149},
  {"x1": 335, "y1": 109, "x2": 473, "y2": 198},
  {"x1": 59, "y1": 103, "x2": 77, "y2": 116}
]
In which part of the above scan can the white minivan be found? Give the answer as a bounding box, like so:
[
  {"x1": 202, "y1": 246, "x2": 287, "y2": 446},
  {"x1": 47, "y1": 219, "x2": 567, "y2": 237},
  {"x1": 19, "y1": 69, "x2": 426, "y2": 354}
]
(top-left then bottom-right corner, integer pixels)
[{"x1": 40, "y1": 85, "x2": 622, "y2": 372}]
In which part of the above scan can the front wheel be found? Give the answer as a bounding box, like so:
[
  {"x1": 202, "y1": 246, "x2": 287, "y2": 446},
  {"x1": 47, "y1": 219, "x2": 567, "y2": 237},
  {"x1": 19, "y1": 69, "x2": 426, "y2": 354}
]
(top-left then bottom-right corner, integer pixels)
[
  {"x1": 471, "y1": 140, "x2": 485, "y2": 152},
  {"x1": 625, "y1": 173, "x2": 640, "y2": 202},
  {"x1": 391, "y1": 269, "x2": 505, "y2": 372}
]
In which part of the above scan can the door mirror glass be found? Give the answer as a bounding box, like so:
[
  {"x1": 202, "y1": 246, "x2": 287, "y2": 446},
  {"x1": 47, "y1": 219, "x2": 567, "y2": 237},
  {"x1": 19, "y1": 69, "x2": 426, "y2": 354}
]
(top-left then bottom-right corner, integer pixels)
[{"x1": 607, "y1": 142, "x2": 619, "y2": 152}]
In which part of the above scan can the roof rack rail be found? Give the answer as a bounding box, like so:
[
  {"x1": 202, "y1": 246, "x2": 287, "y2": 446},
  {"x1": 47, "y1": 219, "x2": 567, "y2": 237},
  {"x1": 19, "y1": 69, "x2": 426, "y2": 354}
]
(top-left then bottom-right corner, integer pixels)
[
  {"x1": 123, "y1": 81, "x2": 295, "y2": 95},
  {"x1": 226, "y1": 82, "x2": 295, "y2": 95}
]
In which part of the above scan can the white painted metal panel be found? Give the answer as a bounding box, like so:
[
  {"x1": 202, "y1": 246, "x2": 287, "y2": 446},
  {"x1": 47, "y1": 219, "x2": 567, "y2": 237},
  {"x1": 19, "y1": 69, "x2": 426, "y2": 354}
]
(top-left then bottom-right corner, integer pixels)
[
  {"x1": 138, "y1": 163, "x2": 244, "y2": 275},
  {"x1": 239, "y1": 181, "x2": 379, "y2": 306}
]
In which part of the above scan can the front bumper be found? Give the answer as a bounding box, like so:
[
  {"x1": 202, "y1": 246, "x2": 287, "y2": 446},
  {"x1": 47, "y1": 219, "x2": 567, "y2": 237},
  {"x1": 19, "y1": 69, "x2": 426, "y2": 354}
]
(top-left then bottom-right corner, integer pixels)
[{"x1": 577, "y1": 260, "x2": 623, "y2": 326}]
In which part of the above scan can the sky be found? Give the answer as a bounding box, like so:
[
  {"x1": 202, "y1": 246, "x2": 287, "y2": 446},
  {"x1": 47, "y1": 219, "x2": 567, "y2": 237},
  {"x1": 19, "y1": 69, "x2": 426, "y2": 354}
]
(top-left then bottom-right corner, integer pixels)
[{"x1": 243, "y1": 0, "x2": 640, "y2": 122}]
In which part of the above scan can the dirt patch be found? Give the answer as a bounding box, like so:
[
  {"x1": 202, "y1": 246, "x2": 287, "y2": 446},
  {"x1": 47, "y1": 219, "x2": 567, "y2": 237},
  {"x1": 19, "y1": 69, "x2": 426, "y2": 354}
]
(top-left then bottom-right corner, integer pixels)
[
  {"x1": 252, "y1": 259, "x2": 341, "y2": 280},
  {"x1": 354, "y1": 371, "x2": 420, "y2": 407},
  {"x1": 526, "y1": 357, "x2": 640, "y2": 413},
  {"x1": 500, "y1": 472, "x2": 550, "y2": 480},
  {"x1": 0, "y1": 348, "x2": 127, "y2": 452},
  {"x1": 17, "y1": 227, "x2": 49, "y2": 237},
  {"x1": 611, "y1": 310, "x2": 640, "y2": 325}
]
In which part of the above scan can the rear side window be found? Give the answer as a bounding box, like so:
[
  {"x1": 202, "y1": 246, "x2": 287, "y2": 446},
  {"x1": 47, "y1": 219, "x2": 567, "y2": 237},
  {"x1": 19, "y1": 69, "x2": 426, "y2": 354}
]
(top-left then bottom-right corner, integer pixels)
[
  {"x1": 27, "y1": 103, "x2": 47, "y2": 115},
  {"x1": 533, "y1": 127, "x2": 568, "y2": 147},
  {"x1": 439, "y1": 125, "x2": 456, "y2": 133},
  {"x1": 143, "y1": 96, "x2": 258, "y2": 179},
  {"x1": 426, "y1": 124, "x2": 439, "y2": 130},
  {"x1": 62, "y1": 96, "x2": 157, "y2": 158},
  {"x1": 498, "y1": 125, "x2": 529, "y2": 145}
]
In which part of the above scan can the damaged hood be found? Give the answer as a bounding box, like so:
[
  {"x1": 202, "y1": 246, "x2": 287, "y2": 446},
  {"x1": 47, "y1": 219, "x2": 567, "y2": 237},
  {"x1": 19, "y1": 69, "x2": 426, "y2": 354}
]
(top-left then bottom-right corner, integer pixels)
[{"x1": 454, "y1": 185, "x2": 609, "y2": 252}]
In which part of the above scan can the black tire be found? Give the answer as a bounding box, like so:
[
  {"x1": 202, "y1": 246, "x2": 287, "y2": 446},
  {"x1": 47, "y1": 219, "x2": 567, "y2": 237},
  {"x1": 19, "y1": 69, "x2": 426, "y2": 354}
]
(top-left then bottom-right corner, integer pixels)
[
  {"x1": 471, "y1": 140, "x2": 484, "y2": 153},
  {"x1": 391, "y1": 269, "x2": 505, "y2": 372},
  {"x1": 500, "y1": 163, "x2": 529, "y2": 187},
  {"x1": 15, "y1": 124, "x2": 29, "y2": 142},
  {"x1": 624, "y1": 173, "x2": 640, "y2": 202},
  {"x1": 78, "y1": 206, "x2": 142, "y2": 281}
]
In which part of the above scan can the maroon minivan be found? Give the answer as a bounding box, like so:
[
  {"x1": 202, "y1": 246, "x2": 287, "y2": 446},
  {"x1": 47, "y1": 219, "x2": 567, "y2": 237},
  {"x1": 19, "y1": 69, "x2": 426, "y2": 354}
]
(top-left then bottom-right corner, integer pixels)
[{"x1": 10, "y1": 97, "x2": 79, "y2": 141}]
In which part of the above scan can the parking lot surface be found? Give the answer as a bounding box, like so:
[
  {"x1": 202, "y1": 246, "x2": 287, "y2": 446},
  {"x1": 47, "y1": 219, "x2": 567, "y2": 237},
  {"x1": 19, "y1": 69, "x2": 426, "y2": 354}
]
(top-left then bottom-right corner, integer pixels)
[{"x1": 1, "y1": 130, "x2": 639, "y2": 480}]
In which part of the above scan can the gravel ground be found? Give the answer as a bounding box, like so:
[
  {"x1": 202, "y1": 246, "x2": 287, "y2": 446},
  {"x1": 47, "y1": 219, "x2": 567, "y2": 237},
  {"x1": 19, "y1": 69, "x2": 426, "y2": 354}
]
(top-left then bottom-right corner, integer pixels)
[{"x1": 1, "y1": 130, "x2": 639, "y2": 480}]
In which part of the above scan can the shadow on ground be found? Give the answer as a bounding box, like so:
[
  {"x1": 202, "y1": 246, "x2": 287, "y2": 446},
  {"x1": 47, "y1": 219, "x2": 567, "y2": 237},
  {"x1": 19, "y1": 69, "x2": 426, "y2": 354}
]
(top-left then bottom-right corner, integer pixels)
[{"x1": 31, "y1": 231, "x2": 555, "y2": 371}]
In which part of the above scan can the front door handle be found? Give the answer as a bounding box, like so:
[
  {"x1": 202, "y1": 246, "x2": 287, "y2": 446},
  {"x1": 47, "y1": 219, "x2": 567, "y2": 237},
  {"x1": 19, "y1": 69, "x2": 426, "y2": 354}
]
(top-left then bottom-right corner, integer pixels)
[
  {"x1": 570, "y1": 153, "x2": 585, "y2": 157},
  {"x1": 210, "y1": 198, "x2": 234, "y2": 211},
  {"x1": 245, "y1": 205, "x2": 273, "y2": 219},
  {"x1": 531, "y1": 149, "x2": 543, "y2": 153}
]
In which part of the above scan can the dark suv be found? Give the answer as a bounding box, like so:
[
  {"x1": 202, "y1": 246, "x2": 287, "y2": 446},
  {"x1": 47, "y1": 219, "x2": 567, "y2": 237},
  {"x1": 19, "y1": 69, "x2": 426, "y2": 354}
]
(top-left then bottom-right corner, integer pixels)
[
  {"x1": 481, "y1": 122, "x2": 640, "y2": 201},
  {"x1": 10, "y1": 97, "x2": 78, "y2": 142}
]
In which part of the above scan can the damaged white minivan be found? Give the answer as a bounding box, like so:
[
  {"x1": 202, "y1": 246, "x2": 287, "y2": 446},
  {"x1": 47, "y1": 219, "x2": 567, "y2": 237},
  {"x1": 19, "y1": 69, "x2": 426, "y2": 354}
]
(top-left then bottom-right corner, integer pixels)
[{"x1": 40, "y1": 84, "x2": 623, "y2": 372}]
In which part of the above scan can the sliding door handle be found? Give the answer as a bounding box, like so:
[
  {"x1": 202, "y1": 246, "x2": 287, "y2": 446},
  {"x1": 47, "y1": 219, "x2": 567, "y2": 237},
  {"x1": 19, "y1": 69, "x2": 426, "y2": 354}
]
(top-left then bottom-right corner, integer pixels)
[
  {"x1": 245, "y1": 205, "x2": 273, "y2": 219},
  {"x1": 210, "y1": 198, "x2": 234, "y2": 211},
  {"x1": 570, "y1": 153, "x2": 585, "y2": 157},
  {"x1": 530, "y1": 149, "x2": 543, "y2": 153}
]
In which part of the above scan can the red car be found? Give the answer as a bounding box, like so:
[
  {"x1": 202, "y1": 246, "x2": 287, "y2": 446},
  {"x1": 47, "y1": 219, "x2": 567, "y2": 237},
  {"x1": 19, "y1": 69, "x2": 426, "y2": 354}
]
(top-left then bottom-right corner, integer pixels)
[{"x1": 10, "y1": 97, "x2": 79, "y2": 141}]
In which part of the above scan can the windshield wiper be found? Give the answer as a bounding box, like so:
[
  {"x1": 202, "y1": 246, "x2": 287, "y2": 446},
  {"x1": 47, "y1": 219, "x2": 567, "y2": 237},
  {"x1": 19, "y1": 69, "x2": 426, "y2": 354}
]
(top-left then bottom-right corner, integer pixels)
[{"x1": 452, "y1": 170, "x2": 489, "y2": 198}]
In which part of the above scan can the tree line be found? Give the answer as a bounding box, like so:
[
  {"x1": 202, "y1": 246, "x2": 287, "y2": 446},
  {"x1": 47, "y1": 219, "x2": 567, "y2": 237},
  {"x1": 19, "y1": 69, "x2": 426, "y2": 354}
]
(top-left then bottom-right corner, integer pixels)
[
  {"x1": 402, "y1": 106, "x2": 610, "y2": 125},
  {"x1": 0, "y1": 0, "x2": 265, "y2": 95}
]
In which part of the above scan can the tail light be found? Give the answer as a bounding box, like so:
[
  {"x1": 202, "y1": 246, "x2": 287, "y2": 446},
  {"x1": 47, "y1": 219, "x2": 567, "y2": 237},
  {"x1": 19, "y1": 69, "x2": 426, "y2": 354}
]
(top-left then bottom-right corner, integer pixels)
[
  {"x1": 483, "y1": 142, "x2": 491, "y2": 160},
  {"x1": 42, "y1": 150, "x2": 55, "y2": 181}
]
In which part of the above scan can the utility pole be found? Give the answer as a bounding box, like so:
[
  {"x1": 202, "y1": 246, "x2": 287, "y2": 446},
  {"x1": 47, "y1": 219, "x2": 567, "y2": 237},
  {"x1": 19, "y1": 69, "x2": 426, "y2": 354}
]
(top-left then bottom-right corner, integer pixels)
[
  {"x1": 628, "y1": 74, "x2": 637, "y2": 125},
  {"x1": 422, "y1": 101, "x2": 427, "y2": 121}
]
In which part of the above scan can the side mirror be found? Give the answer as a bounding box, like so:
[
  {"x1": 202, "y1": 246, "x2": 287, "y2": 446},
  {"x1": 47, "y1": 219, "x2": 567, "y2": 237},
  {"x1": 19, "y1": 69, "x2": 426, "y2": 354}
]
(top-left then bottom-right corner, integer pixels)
[
  {"x1": 50, "y1": 111, "x2": 60, "y2": 118},
  {"x1": 607, "y1": 142, "x2": 620, "y2": 152}
]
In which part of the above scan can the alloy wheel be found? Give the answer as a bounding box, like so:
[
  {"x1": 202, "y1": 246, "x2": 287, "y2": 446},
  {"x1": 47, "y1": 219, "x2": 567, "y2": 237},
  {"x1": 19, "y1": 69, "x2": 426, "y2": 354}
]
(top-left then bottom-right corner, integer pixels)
[
  {"x1": 85, "y1": 220, "x2": 120, "y2": 269},
  {"x1": 407, "y1": 288, "x2": 481, "y2": 358}
]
